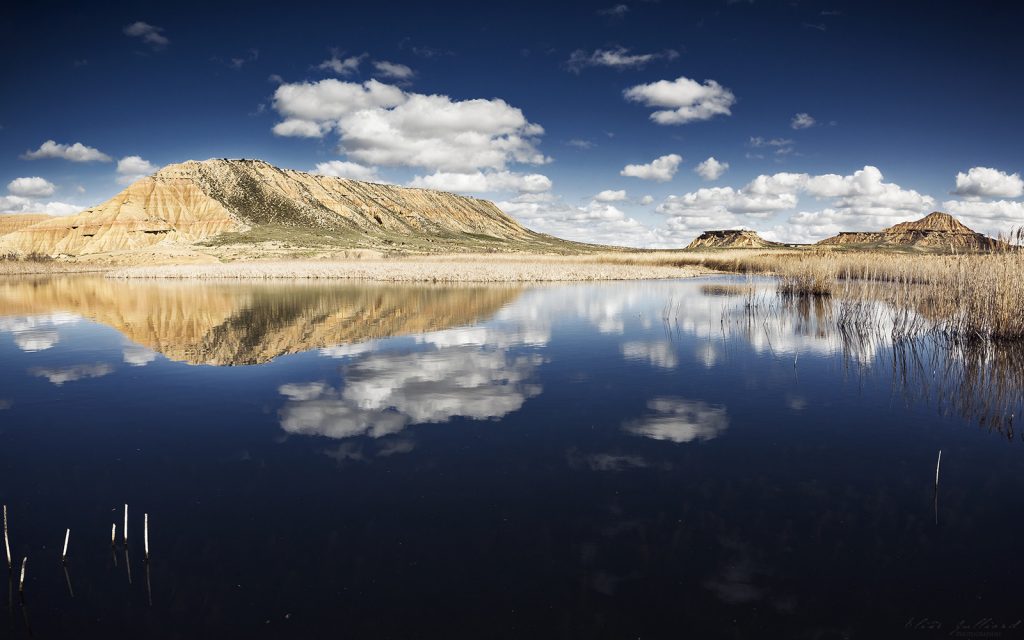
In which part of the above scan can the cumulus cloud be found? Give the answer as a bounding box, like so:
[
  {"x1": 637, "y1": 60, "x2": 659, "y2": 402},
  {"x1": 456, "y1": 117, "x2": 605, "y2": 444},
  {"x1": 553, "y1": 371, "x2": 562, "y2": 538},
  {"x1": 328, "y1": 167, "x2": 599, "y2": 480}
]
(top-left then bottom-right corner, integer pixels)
[
  {"x1": 0, "y1": 195, "x2": 80, "y2": 216},
  {"x1": 23, "y1": 140, "x2": 111, "y2": 162},
  {"x1": 695, "y1": 157, "x2": 728, "y2": 181},
  {"x1": 624, "y1": 397, "x2": 729, "y2": 443},
  {"x1": 373, "y1": 60, "x2": 414, "y2": 79},
  {"x1": 7, "y1": 177, "x2": 55, "y2": 197},
  {"x1": 272, "y1": 78, "x2": 548, "y2": 173},
  {"x1": 939, "y1": 199, "x2": 1024, "y2": 237},
  {"x1": 791, "y1": 112, "x2": 816, "y2": 129},
  {"x1": 660, "y1": 165, "x2": 935, "y2": 242},
  {"x1": 624, "y1": 76, "x2": 736, "y2": 125},
  {"x1": 952, "y1": 166, "x2": 1024, "y2": 199},
  {"x1": 314, "y1": 160, "x2": 380, "y2": 181},
  {"x1": 116, "y1": 156, "x2": 157, "y2": 184},
  {"x1": 123, "y1": 21, "x2": 168, "y2": 49},
  {"x1": 499, "y1": 195, "x2": 658, "y2": 247},
  {"x1": 566, "y1": 47, "x2": 677, "y2": 73},
  {"x1": 594, "y1": 189, "x2": 627, "y2": 202},
  {"x1": 620, "y1": 154, "x2": 682, "y2": 182},
  {"x1": 640, "y1": 195, "x2": 654, "y2": 205},
  {"x1": 409, "y1": 170, "x2": 551, "y2": 194},
  {"x1": 317, "y1": 52, "x2": 366, "y2": 75}
]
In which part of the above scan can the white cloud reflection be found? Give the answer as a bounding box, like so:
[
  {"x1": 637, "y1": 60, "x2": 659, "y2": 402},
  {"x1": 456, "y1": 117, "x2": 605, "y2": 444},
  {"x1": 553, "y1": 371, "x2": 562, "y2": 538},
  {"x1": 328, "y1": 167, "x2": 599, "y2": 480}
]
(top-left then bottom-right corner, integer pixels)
[
  {"x1": 123, "y1": 344, "x2": 158, "y2": 366},
  {"x1": 281, "y1": 325, "x2": 545, "y2": 439},
  {"x1": 0, "y1": 313, "x2": 79, "y2": 352},
  {"x1": 30, "y1": 363, "x2": 114, "y2": 386},
  {"x1": 624, "y1": 397, "x2": 729, "y2": 443}
]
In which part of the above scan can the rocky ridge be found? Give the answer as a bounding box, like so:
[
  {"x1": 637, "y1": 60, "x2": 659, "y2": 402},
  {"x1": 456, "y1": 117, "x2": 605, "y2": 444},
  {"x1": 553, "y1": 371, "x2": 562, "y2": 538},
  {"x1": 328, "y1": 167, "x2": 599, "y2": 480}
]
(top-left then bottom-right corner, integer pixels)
[
  {"x1": 686, "y1": 229, "x2": 782, "y2": 250},
  {"x1": 817, "y1": 212, "x2": 1002, "y2": 251},
  {"x1": 0, "y1": 159, "x2": 563, "y2": 258}
]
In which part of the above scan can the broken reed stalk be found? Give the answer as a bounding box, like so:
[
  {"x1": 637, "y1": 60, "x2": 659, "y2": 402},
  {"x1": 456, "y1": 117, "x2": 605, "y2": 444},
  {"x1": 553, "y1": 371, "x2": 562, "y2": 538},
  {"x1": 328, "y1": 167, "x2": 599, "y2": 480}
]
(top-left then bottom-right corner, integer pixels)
[
  {"x1": 935, "y1": 450, "x2": 942, "y2": 489},
  {"x1": 123, "y1": 504, "x2": 128, "y2": 546},
  {"x1": 3, "y1": 505, "x2": 9, "y2": 571},
  {"x1": 62, "y1": 529, "x2": 70, "y2": 564},
  {"x1": 18, "y1": 557, "x2": 26, "y2": 593},
  {"x1": 143, "y1": 513, "x2": 149, "y2": 561}
]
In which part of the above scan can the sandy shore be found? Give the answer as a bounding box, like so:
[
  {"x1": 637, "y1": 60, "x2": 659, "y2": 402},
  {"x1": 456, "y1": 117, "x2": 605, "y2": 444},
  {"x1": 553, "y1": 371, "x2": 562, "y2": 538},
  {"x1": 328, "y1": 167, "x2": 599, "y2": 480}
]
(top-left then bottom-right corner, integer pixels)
[{"x1": 105, "y1": 256, "x2": 711, "y2": 282}]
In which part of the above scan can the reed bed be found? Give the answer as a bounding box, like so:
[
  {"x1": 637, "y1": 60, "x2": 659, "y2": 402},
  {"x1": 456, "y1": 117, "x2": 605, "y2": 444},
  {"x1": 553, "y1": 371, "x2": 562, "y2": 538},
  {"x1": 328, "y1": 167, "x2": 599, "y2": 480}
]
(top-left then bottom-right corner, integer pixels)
[{"x1": 667, "y1": 239, "x2": 1024, "y2": 342}]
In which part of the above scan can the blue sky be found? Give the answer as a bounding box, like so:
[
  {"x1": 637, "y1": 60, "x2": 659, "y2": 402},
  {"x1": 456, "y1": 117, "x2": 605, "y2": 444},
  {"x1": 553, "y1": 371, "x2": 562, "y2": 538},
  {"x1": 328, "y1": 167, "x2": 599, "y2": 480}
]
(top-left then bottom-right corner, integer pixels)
[{"x1": 2, "y1": 0, "x2": 1022, "y2": 246}]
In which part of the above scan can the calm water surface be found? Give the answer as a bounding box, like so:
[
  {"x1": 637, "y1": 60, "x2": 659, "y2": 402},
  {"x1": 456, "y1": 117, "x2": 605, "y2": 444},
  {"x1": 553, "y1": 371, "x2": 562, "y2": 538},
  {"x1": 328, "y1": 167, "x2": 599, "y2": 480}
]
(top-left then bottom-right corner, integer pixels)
[{"x1": 1, "y1": 275, "x2": 1022, "y2": 638}]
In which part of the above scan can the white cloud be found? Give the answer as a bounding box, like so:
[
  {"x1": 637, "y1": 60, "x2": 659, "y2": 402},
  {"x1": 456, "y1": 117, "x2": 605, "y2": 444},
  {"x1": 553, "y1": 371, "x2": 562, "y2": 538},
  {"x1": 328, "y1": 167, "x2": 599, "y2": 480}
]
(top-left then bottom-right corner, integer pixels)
[
  {"x1": 0, "y1": 195, "x2": 80, "y2": 216},
  {"x1": 952, "y1": 166, "x2": 1024, "y2": 199},
  {"x1": 272, "y1": 78, "x2": 549, "y2": 173},
  {"x1": 123, "y1": 21, "x2": 168, "y2": 49},
  {"x1": 272, "y1": 78, "x2": 405, "y2": 126},
  {"x1": 23, "y1": 140, "x2": 111, "y2": 162},
  {"x1": 409, "y1": 170, "x2": 551, "y2": 194},
  {"x1": 566, "y1": 47, "x2": 678, "y2": 73},
  {"x1": 116, "y1": 156, "x2": 157, "y2": 184},
  {"x1": 640, "y1": 195, "x2": 654, "y2": 205},
  {"x1": 317, "y1": 53, "x2": 366, "y2": 75},
  {"x1": 499, "y1": 196, "x2": 658, "y2": 247},
  {"x1": 272, "y1": 119, "x2": 330, "y2": 138},
  {"x1": 620, "y1": 153, "x2": 682, "y2": 182},
  {"x1": 7, "y1": 177, "x2": 55, "y2": 197},
  {"x1": 623, "y1": 397, "x2": 729, "y2": 443},
  {"x1": 594, "y1": 189, "x2": 627, "y2": 202},
  {"x1": 373, "y1": 60, "x2": 414, "y2": 79},
  {"x1": 695, "y1": 157, "x2": 728, "y2": 181},
  {"x1": 791, "y1": 112, "x2": 816, "y2": 129},
  {"x1": 623, "y1": 76, "x2": 736, "y2": 125},
  {"x1": 658, "y1": 165, "x2": 935, "y2": 243},
  {"x1": 313, "y1": 160, "x2": 380, "y2": 181},
  {"x1": 940, "y1": 199, "x2": 1024, "y2": 238}
]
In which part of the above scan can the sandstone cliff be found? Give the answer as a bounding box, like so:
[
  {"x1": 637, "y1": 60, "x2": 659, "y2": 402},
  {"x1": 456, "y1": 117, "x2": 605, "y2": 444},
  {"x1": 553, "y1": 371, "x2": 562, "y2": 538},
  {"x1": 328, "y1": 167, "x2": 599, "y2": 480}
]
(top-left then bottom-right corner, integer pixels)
[
  {"x1": 0, "y1": 213, "x2": 53, "y2": 237},
  {"x1": 686, "y1": 229, "x2": 782, "y2": 250},
  {"x1": 0, "y1": 159, "x2": 563, "y2": 258},
  {"x1": 817, "y1": 212, "x2": 1002, "y2": 251}
]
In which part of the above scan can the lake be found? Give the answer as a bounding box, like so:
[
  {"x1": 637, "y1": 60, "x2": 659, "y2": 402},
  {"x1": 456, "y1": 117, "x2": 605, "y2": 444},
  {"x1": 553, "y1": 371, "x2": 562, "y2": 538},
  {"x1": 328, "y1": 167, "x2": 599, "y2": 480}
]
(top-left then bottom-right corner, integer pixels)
[{"x1": 1, "y1": 275, "x2": 1022, "y2": 638}]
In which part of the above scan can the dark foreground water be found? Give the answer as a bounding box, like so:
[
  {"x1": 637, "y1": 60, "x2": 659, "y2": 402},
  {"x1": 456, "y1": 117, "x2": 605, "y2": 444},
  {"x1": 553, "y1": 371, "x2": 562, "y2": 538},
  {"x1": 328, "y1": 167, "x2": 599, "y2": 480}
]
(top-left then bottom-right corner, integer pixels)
[{"x1": 1, "y1": 275, "x2": 1022, "y2": 639}]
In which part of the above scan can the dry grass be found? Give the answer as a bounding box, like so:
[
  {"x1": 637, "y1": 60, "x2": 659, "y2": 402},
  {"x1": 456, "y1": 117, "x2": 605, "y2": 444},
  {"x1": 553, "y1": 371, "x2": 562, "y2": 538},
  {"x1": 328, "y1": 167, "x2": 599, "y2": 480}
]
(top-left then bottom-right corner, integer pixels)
[
  {"x1": 106, "y1": 255, "x2": 711, "y2": 283},
  {"x1": 0, "y1": 254, "x2": 99, "y2": 275}
]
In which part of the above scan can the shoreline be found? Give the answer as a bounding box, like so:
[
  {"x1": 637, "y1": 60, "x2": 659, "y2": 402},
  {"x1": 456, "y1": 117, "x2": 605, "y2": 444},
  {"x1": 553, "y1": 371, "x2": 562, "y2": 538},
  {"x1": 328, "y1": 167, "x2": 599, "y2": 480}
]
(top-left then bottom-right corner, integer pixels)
[{"x1": 102, "y1": 257, "x2": 712, "y2": 282}]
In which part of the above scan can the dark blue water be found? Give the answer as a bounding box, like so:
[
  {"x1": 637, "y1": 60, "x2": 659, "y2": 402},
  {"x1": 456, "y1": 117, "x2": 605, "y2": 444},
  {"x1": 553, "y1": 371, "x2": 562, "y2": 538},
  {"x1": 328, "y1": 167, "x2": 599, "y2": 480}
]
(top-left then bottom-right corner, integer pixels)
[{"x1": 1, "y1": 276, "x2": 1022, "y2": 638}]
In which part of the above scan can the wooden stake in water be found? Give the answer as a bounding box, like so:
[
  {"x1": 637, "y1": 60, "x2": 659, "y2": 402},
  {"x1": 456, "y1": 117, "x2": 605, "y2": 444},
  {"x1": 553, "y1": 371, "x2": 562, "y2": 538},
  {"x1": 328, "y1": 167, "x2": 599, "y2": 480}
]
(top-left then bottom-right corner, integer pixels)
[
  {"x1": 18, "y1": 557, "x2": 26, "y2": 593},
  {"x1": 143, "y1": 513, "x2": 149, "y2": 561},
  {"x1": 62, "y1": 529, "x2": 70, "y2": 564},
  {"x1": 2, "y1": 505, "x2": 9, "y2": 571},
  {"x1": 935, "y1": 450, "x2": 942, "y2": 488},
  {"x1": 123, "y1": 504, "x2": 128, "y2": 546}
]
